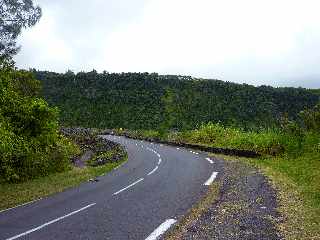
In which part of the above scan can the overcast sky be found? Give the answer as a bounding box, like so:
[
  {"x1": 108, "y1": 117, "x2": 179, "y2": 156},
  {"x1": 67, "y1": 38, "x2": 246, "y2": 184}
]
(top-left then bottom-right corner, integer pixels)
[{"x1": 15, "y1": 0, "x2": 320, "y2": 88}]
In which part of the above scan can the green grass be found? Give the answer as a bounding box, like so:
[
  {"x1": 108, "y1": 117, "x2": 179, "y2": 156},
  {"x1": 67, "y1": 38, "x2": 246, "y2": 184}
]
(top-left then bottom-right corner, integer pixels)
[
  {"x1": 172, "y1": 123, "x2": 294, "y2": 155},
  {"x1": 0, "y1": 158, "x2": 126, "y2": 211}
]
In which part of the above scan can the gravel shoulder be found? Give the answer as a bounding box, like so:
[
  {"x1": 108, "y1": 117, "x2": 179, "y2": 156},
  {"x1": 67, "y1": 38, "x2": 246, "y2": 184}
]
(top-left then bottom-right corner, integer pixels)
[{"x1": 166, "y1": 155, "x2": 282, "y2": 240}]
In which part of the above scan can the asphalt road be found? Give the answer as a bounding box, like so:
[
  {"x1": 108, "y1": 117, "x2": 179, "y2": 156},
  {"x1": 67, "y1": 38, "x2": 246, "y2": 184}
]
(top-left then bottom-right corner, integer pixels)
[{"x1": 0, "y1": 135, "x2": 222, "y2": 240}]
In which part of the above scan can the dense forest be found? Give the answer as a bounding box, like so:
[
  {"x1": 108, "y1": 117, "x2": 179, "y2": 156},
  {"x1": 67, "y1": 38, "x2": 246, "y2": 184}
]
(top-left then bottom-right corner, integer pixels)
[{"x1": 34, "y1": 70, "x2": 319, "y2": 130}]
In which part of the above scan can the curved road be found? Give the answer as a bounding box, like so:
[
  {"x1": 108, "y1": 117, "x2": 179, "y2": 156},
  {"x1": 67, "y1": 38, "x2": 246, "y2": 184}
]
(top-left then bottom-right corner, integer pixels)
[{"x1": 0, "y1": 135, "x2": 223, "y2": 240}]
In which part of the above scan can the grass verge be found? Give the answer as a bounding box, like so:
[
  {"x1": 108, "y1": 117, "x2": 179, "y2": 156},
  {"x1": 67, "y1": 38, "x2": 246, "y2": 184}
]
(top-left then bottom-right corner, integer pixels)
[
  {"x1": 212, "y1": 153, "x2": 320, "y2": 240},
  {"x1": 0, "y1": 157, "x2": 127, "y2": 211}
]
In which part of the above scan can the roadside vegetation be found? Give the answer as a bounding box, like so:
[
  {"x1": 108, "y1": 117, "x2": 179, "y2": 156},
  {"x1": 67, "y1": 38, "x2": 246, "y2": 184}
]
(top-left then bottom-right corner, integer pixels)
[
  {"x1": 0, "y1": 125, "x2": 127, "y2": 210},
  {"x1": 0, "y1": 62, "x2": 127, "y2": 210},
  {"x1": 0, "y1": 65, "x2": 79, "y2": 183},
  {"x1": 0, "y1": 68, "x2": 127, "y2": 208}
]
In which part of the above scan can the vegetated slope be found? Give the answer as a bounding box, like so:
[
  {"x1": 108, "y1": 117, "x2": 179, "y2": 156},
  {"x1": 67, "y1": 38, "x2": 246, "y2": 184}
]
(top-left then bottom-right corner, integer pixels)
[
  {"x1": 34, "y1": 70, "x2": 319, "y2": 130},
  {"x1": 0, "y1": 66, "x2": 78, "y2": 183}
]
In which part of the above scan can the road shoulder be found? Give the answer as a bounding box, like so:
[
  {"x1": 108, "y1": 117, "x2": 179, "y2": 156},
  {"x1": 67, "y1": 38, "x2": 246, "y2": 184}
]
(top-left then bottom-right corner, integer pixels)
[{"x1": 165, "y1": 155, "x2": 282, "y2": 240}]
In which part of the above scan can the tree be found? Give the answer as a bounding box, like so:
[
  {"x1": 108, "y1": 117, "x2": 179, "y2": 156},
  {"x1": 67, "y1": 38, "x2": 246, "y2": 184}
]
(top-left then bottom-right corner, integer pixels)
[{"x1": 0, "y1": 0, "x2": 41, "y2": 61}]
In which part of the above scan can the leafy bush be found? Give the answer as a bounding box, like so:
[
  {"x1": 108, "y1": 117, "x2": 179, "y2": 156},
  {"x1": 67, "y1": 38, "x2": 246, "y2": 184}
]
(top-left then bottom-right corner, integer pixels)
[{"x1": 0, "y1": 66, "x2": 78, "y2": 182}]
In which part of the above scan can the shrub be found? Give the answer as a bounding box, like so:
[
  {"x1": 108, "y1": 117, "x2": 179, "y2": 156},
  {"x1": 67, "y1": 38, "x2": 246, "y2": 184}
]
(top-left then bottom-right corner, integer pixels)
[{"x1": 0, "y1": 66, "x2": 77, "y2": 182}]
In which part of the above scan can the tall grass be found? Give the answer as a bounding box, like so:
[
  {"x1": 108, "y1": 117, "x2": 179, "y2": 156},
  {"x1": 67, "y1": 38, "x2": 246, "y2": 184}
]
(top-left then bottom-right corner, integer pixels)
[{"x1": 171, "y1": 122, "x2": 301, "y2": 155}]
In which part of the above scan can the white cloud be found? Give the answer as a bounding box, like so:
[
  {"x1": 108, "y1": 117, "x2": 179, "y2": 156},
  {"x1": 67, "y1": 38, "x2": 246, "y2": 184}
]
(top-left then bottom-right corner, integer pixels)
[{"x1": 15, "y1": 0, "x2": 320, "y2": 87}]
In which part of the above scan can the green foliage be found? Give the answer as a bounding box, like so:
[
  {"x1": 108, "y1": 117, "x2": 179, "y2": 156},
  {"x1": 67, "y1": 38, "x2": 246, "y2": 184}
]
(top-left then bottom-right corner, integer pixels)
[
  {"x1": 0, "y1": 66, "x2": 77, "y2": 182},
  {"x1": 34, "y1": 70, "x2": 319, "y2": 131},
  {"x1": 172, "y1": 123, "x2": 285, "y2": 155},
  {"x1": 299, "y1": 103, "x2": 320, "y2": 133}
]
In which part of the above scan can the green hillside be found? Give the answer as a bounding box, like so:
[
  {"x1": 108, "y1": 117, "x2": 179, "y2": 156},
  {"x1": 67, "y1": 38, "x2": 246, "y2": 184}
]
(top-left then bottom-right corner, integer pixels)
[{"x1": 34, "y1": 70, "x2": 319, "y2": 130}]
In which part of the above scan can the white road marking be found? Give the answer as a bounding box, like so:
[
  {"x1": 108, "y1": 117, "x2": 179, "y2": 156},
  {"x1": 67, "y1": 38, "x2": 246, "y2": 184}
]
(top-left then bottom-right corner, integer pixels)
[
  {"x1": 205, "y1": 157, "x2": 214, "y2": 164},
  {"x1": 6, "y1": 203, "x2": 96, "y2": 240},
  {"x1": 176, "y1": 147, "x2": 180, "y2": 150},
  {"x1": 145, "y1": 219, "x2": 177, "y2": 240},
  {"x1": 147, "y1": 166, "x2": 159, "y2": 176},
  {"x1": 0, "y1": 198, "x2": 42, "y2": 214},
  {"x1": 204, "y1": 172, "x2": 218, "y2": 186},
  {"x1": 156, "y1": 153, "x2": 160, "y2": 158},
  {"x1": 158, "y1": 158, "x2": 162, "y2": 165},
  {"x1": 113, "y1": 178, "x2": 144, "y2": 195}
]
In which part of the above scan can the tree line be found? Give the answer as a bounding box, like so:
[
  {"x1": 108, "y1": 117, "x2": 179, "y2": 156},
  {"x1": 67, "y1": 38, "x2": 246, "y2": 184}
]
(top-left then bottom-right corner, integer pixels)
[{"x1": 34, "y1": 70, "x2": 319, "y2": 131}]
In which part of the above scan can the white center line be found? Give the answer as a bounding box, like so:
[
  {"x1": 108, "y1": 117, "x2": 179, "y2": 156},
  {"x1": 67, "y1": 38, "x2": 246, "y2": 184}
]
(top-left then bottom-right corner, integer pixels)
[
  {"x1": 204, "y1": 172, "x2": 218, "y2": 186},
  {"x1": 205, "y1": 157, "x2": 214, "y2": 164},
  {"x1": 147, "y1": 166, "x2": 159, "y2": 176},
  {"x1": 145, "y1": 219, "x2": 177, "y2": 240},
  {"x1": 113, "y1": 178, "x2": 144, "y2": 195},
  {"x1": 6, "y1": 203, "x2": 96, "y2": 240}
]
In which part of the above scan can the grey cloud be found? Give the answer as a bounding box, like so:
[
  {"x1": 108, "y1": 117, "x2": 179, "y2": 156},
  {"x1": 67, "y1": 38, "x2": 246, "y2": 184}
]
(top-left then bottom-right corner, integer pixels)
[{"x1": 14, "y1": 0, "x2": 320, "y2": 89}]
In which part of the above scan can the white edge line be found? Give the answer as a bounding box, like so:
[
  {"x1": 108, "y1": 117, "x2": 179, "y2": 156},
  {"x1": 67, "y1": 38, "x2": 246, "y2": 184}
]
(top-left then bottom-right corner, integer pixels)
[
  {"x1": 0, "y1": 198, "x2": 42, "y2": 214},
  {"x1": 113, "y1": 178, "x2": 144, "y2": 195},
  {"x1": 158, "y1": 158, "x2": 162, "y2": 165},
  {"x1": 145, "y1": 219, "x2": 177, "y2": 240},
  {"x1": 6, "y1": 203, "x2": 96, "y2": 240},
  {"x1": 147, "y1": 166, "x2": 159, "y2": 176},
  {"x1": 205, "y1": 157, "x2": 214, "y2": 164},
  {"x1": 204, "y1": 172, "x2": 218, "y2": 186}
]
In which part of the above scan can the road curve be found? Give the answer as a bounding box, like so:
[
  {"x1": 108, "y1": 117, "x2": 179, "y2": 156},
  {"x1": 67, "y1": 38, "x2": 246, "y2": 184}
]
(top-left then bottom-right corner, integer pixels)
[{"x1": 0, "y1": 135, "x2": 223, "y2": 240}]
